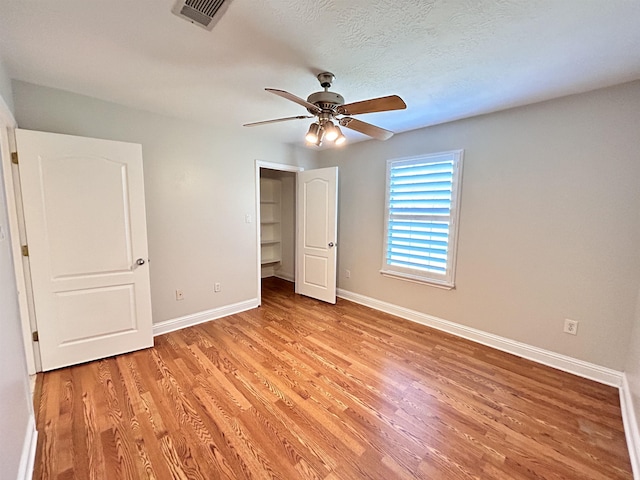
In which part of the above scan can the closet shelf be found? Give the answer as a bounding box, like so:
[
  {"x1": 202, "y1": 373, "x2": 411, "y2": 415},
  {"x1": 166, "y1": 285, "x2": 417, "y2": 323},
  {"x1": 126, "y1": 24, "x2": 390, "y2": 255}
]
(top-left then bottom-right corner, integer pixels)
[
  {"x1": 260, "y1": 176, "x2": 282, "y2": 271},
  {"x1": 261, "y1": 257, "x2": 281, "y2": 265}
]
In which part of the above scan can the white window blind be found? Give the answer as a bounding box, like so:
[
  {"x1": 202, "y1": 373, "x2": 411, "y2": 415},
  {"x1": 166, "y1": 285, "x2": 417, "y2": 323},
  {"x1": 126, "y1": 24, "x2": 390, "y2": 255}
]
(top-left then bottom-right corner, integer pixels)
[{"x1": 381, "y1": 150, "x2": 463, "y2": 288}]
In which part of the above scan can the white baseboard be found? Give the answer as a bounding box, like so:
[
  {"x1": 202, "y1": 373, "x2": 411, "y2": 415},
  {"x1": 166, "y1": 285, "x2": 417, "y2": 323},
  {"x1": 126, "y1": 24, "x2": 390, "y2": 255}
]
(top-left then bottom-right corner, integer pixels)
[
  {"x1": 261, "y1": 266, "x2": 275, "y2": 278},
  {"x1": 621, "y1": 374, "x2": 640, "y2": 479},
  {"x1": 337, "y1": 288, "x2": 623, "y2": 388},
  {"x1": 153, "y1": 298, "x2": 259, "y2": 336},
  {"x1": 17, "y1": 414, "x2": 37, "y2": 480},
  {"x1": 275, "y1": 272, "x2": 295, "y2": 282}
]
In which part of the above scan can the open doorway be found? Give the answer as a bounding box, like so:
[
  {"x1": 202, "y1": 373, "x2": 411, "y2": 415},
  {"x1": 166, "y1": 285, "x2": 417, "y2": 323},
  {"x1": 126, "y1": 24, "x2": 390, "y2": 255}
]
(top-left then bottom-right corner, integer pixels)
[{"x1": 255, "y1": 161, "x2": 303, "y2": 304}]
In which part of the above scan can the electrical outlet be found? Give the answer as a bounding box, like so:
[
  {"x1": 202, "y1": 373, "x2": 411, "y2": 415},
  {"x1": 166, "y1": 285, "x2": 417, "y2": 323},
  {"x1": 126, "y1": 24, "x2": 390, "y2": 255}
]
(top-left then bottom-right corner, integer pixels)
[
  {"x1": 175, "y1": 289, "x2": 184, "y2": 301},
  {"x1": 563, "y1": 318, "x2": 578, "y2": 335},
  {"x1": 214, "y1": 283, "x2": 221, "y2": 293},
  {"x1": 345, "y1": 269, "x2": 351, "y2": 278}
]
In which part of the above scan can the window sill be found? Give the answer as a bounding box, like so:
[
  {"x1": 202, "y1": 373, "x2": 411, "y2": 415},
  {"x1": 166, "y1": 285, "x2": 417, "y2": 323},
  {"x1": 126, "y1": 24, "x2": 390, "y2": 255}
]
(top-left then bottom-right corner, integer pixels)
[{"x1": 379, "y1": 269, "x2": 455, "y2": 290}]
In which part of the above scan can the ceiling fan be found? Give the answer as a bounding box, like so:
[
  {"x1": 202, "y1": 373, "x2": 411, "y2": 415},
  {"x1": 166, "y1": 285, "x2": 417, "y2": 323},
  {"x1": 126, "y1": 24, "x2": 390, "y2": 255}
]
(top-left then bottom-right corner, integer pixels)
[{"x1": 243, "y1": 72, "x2": 407, "y2": 146}]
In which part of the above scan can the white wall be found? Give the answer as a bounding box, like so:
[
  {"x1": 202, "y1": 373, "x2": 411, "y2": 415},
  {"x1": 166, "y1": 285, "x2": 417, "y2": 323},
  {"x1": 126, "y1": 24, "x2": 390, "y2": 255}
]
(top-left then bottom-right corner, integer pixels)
[
  {"x1": 0, "y1": 63, "x2": 34, "y2": 480},
  {"x1": 12, "y1": 81, "x2": 316, "y2": 324},
  {"x1": 0, "y1": 59, "x2": 14, "y2": 113},
  {"x1": 319, "y1": 81, "x2": 640, "y2": 371}
]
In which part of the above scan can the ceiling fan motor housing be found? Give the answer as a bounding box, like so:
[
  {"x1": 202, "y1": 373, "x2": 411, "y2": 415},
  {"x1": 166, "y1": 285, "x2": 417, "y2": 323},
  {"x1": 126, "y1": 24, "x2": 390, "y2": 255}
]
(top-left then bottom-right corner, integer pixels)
[{"x1": 306, "y1": 91, "x2": 345, "y2": 115}]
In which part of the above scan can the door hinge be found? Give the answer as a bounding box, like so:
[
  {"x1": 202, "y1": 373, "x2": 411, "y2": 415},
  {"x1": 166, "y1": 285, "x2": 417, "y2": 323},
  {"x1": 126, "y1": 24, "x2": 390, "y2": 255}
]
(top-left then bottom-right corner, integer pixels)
[
  {"x1": 32, "y1": 331, "x2": 39, "y2": 342},
  {"x1": 11, "y1": 152, "x2": 18, "y2": 164},
  {"x1": 21, "y1": 245, "x2": 29, "y2": 256}
]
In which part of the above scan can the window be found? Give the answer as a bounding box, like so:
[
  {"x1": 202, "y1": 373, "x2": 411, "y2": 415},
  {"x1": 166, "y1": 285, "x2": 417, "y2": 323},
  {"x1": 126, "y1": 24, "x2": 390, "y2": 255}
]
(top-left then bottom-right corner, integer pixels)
[{"x1": 381, "y1": 150, "x2": 464, "y2": 289}]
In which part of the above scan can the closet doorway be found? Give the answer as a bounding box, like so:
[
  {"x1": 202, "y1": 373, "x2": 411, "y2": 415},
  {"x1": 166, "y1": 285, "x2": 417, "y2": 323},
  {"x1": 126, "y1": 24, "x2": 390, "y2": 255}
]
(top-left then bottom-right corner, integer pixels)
[{"x1": 255, "y1": 161, "x2": 303, "y2": 304}]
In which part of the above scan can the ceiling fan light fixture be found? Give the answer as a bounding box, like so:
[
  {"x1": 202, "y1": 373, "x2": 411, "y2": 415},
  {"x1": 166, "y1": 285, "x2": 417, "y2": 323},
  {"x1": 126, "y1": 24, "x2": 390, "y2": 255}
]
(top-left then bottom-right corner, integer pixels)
[
  {"x1": 305, "y1": 122, "x2": 321, "y2": 143},
  {"x1": 323, "y1": 121, "x2": 339, "y2": 141},
  {"x1": 334, "y1": 126, "x2": 346, "y2": 145}
]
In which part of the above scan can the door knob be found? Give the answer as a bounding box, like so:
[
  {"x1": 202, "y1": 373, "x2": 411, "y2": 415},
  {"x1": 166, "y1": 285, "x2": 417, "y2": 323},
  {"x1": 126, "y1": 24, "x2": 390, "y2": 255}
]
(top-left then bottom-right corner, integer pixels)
[
  {"x1": 136, "y1": 258, "x2": 146, "y2": 266},
  {"x1": 328, "y1": 242, "x2": 336, "y2": 248}
]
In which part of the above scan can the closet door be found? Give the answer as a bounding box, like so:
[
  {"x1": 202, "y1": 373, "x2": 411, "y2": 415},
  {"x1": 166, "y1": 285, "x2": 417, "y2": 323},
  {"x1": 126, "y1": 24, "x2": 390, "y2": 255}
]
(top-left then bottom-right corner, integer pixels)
[{"x1": 296, "y1": 167, "x2": 338, "y2": 304}]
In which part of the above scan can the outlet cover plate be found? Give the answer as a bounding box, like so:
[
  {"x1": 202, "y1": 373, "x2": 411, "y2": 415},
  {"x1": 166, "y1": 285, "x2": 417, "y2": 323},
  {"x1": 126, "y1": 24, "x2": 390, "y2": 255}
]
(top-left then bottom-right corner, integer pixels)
[{"x1": 563, "y1": 318, "x2": 578, "y2": 335}]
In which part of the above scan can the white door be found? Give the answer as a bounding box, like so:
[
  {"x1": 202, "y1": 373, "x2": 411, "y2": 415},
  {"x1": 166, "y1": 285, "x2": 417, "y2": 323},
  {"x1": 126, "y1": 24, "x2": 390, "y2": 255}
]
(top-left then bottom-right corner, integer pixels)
[
  {"x1": 296, "y1": 167, "x2": 338, "y2": 304},
  {"x1": 16, "y1": 129, "x2": 153, "y2": 371}
]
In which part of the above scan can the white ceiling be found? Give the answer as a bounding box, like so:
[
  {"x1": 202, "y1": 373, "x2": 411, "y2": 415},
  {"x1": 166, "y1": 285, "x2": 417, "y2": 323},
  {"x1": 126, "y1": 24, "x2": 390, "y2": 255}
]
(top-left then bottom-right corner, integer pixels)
[{"x1": 1, "y1": 0, "x2": 640, "y2": 147}]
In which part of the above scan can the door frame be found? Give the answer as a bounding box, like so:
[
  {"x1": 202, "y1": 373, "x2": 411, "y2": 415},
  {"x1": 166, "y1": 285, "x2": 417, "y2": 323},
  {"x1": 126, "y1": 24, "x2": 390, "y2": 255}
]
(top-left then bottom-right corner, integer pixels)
[
  {"x1": 254, "y1": 160, "x2": 304, "y2": 305},
  {"x1": 0, "y1": 101, "x2": 38, "y2": 374}
]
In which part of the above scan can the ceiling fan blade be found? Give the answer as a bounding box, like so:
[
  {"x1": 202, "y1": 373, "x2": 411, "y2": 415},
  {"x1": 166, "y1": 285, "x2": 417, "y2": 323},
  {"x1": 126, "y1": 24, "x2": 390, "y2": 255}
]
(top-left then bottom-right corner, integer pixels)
[
  {"x1": 266, "y1": 88, "x2": 322, "y2": 114},
  {"x1": 243, "y1": 115, "x2": 313, "y2": 127},
  {"x1": 340, "y1": 117, "x2": 394, "y2": 141},
  {"x1": 337, "y1": 95, "x2": 406, "y2": 116}
]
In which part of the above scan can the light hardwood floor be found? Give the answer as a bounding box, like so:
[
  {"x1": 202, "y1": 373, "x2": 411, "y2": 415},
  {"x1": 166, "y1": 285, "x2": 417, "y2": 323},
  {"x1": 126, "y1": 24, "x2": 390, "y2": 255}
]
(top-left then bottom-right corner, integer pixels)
[{"x1": 33, "y1": 277, "x2": 632, "y2": 479}]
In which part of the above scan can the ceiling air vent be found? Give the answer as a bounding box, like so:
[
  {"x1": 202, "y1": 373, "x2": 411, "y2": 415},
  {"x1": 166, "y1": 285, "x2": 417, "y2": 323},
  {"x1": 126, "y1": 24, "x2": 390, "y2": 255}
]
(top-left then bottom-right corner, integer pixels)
[{"x1": 172, "y1": 0, "x2": 233, "y2": 31}]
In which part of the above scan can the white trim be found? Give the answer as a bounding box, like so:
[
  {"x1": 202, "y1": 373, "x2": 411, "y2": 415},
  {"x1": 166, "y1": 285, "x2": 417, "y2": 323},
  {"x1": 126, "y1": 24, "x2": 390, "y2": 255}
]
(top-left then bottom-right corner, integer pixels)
[
  {"x1": 0, "y1": 104, "x2": 37, "y2": 374},
  {"x1": 17, "y1": 414, "x2": 37, "y2": 480},
  {"x1": 380, "y1": 269, "x2": 454, "y2": 289},
  {"x1": 29, "y1": 374, "x2": 36, "y2": 397},
  {"x1": 275, "y1": 271, "x2": 295, "y2": 282},
  {"x1": 621, "y1": 374, "x2": 640, "y2": 479},
  {"x1": 255, "y1": 161, "x2": 304, "y2": 173},
  {"x1": 261, "y1": 265, "x2": 276, "y2": 278},
  {"x1": 153, "y1": 298, "x2": 258, "y2": 336},
  {"x1": 337, "y1": 288, "x2": 623, "y2": 387},
  {"x1": 255, "y1": 160, "x2": 303, "y2": 306}
]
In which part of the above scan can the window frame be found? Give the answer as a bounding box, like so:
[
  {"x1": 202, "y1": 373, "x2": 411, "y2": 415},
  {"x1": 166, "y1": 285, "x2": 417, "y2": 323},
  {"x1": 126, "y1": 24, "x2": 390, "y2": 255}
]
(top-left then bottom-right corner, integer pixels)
[{"x1": 380, "y1": 149, "x2": 464, "y2": 289}]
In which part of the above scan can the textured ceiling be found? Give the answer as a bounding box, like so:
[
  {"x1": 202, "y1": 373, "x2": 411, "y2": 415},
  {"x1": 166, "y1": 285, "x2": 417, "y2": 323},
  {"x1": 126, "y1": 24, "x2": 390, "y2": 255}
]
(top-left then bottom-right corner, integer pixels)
[{"x1": 1, "y1": 0, "x2": 640, "y2": 147}]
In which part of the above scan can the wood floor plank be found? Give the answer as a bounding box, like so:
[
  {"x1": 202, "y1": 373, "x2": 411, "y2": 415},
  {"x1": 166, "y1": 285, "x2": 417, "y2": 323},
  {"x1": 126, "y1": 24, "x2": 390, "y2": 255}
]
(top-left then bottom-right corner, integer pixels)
[{"x1": 33, "y1": 277, "x2": 633, "y2": 479}]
